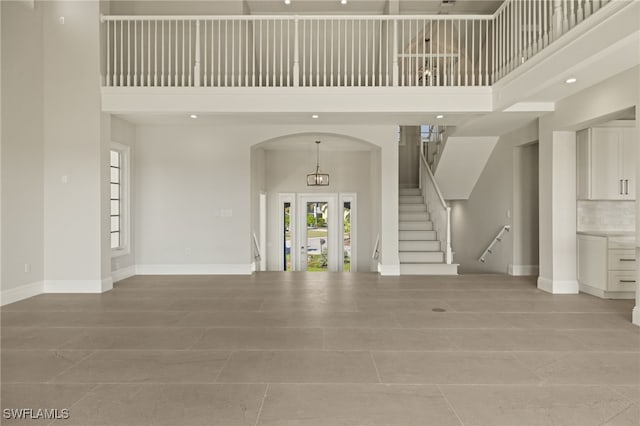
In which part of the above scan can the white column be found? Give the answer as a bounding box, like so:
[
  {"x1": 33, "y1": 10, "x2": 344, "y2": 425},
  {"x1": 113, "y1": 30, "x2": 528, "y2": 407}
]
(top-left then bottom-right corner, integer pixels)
[
  {"x1": 537, "y1": 122, "x2": 578, "y2": 294},
  {"x1": 379, "y1": 139, "x2": 400, "y2": 275}
]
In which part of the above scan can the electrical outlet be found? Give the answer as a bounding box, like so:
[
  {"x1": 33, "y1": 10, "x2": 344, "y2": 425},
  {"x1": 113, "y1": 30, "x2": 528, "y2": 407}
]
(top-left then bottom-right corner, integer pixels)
[{"x1": 24, "y1": 263, "x2": 31, "y2": 273}]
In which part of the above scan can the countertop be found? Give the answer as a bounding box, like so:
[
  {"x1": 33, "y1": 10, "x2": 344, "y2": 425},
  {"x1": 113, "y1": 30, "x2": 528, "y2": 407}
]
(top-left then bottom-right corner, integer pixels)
[{"x1": 577, "y1": 231, "x2": 635, "y2": 238}]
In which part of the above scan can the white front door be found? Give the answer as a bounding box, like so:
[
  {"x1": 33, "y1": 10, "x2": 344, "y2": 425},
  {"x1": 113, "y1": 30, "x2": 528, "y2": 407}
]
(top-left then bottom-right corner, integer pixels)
[{"x1": 297, "y1": 194, "x2": 339, "y2": 272}]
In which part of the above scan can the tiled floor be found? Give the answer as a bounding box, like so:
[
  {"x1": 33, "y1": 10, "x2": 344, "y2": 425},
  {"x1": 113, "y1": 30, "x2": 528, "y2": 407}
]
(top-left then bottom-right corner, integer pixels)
[{"x1": 1, "y1": 273, "x2": 639, "y2": 425}]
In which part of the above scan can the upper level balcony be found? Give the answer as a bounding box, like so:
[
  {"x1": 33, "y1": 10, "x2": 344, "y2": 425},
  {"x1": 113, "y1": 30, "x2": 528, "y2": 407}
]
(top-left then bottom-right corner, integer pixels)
[{"x1": 100, "y1": 0, "x2": 626, "y2": 114}]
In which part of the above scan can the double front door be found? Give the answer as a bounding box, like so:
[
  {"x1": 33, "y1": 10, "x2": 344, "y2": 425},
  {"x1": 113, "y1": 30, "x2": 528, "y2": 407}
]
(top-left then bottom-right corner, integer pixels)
[{"x1": 281, "y1": 193, "x2": 354, "y2": 272}]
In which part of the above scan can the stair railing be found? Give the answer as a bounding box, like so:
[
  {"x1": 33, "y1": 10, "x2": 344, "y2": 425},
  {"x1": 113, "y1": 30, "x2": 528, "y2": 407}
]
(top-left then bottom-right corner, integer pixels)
[
  {"x1": 419, "y1": 147, "x2": 452, "y2": 264},
  {"x1": 478, "y1": 225, "x2": 510, "y2": 262}
]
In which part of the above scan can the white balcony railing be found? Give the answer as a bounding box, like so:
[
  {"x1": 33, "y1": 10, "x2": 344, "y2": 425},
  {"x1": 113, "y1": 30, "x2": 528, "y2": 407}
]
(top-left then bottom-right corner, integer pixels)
[{"x1": 101, "y1": 0, "x2": 613, "y2": 88}]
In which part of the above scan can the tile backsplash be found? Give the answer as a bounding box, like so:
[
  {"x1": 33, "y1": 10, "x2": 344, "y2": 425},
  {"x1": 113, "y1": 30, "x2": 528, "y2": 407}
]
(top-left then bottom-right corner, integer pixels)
[{"x1": 577, "y1": 201, "x2": 635, "y2": 233}]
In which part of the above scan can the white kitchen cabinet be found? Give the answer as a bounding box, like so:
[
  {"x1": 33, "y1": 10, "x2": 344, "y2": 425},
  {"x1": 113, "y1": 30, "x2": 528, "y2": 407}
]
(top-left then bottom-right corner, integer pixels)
[
  {"x1": 577, "y1": 234, "x2": 636, "y2": 298},
  {"x1": 576, "y1": 126, "x2": 636, "y2": 200}
]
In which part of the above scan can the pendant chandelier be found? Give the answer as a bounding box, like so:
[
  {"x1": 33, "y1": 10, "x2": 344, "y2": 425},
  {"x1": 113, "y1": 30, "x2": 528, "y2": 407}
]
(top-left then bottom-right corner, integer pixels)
[{"x1": 307, "y1": 140, "x2": 330, "y2": 186}]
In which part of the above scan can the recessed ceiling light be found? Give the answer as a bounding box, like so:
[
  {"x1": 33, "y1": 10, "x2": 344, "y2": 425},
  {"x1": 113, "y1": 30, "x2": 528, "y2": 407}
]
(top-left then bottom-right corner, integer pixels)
[
  {"x1": 436, "y1": 114, "x2": 444, "y2": 119},
  {"x1": 190, "y1": 114, "x2": 198, "y2": 119},
  {"x1": 312, "y1": 114, "x2": 319, "y2": 119},
  {"x1": 341, "y1": 0, "x2": 347, "y2": 4},
  {"x1": 284, "y1": 0, "x2": 291, "y2": 4},
  {"x1": 565, "y1": 77, "x2": 577, "y2": 84}
]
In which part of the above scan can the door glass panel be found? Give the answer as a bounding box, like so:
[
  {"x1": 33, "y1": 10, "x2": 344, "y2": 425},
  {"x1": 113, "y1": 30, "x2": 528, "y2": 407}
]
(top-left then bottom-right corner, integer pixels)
[
  {"x1": 283, "y1": 202, "x2": 292, "y2": 271},
  {"x1": 343, "y1": 201, "x2": 351, "y2": 272},
  {"x1": 306, "y1": 201, "x2": 329, "y2": 272}
]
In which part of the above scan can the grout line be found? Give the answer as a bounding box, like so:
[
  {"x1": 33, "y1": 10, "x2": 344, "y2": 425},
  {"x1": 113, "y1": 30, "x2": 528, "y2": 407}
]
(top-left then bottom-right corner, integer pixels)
[
  {"x1": 213, "y1": 351, "x2": 234, "y2": 383},
  {"x1": 369, "y1": 351, "x2": 383, "y2": 384},
  {"x1": 253, "y1": 383, "x2": 270, "y2": 426},
  {"x1": 45, "y1": 350, "x2": 97, "y2": 384},
  {"x1": 436, "y1": 384, "x2": 466, "y2": 426}
]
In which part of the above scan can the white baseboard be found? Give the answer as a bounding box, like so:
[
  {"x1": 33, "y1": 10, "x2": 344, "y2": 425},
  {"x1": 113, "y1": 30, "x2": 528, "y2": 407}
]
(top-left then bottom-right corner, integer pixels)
[
  {"x1": 379, "y1": 264, "x2": 401, "y2": 276},
  {"x1": 508, "y1": 264, "x2": 539, "y2": 276},
  {"x1": 537, "y1": 277, "x2": 579, "y2": 294},
  {"x1": 45, "y1": 279, "x2": 112, "y2": 293},
  {"x1": 135, "y1": 264, "x2": 253, "y2": 275},
  {"x1": 0, "y1": 281, "x2": 44, "y2": 306},
  {"x1": 112, "y1": 265, "x2": 136, "y2": 283},
  {"x1": 633, "y1": 306, "x2": 640, "y2": 327},
  {"x1": 579, "y1": 282, "x2": 634, "y2": 300}
]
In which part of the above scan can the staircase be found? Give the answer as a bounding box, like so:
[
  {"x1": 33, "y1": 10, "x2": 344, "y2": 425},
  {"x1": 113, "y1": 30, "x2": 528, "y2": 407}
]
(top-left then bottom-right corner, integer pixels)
[{"x1": 399, "y1": 187, "x2": 458, "y2": 275}]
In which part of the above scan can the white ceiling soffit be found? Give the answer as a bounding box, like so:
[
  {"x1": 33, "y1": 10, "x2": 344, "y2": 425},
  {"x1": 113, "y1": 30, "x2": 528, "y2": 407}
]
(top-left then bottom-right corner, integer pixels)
[
  {"x1": 116, "y1": 112, "x2": 479, "y2": 126},
  {"x1": 257, "y1": 133, "x2": 375, "y2": 151}
]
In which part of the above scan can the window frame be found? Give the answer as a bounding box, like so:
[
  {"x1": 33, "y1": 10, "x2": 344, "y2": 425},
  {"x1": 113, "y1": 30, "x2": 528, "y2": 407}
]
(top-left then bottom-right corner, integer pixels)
[{"x1": 110, "y1": 143, "x2": 131, "y2": 257}]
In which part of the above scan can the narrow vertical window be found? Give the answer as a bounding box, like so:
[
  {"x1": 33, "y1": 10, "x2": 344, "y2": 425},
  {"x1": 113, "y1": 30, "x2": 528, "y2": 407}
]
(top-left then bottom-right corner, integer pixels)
[{"x1": 110, "y1": 150, "x2": 122, "y2": 249}]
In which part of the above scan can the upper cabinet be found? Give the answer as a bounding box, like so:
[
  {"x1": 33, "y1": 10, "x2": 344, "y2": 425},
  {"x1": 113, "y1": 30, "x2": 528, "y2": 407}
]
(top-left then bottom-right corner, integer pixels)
[{"x1": 577, "y1": 126, "x2": 637, "y2": 200}]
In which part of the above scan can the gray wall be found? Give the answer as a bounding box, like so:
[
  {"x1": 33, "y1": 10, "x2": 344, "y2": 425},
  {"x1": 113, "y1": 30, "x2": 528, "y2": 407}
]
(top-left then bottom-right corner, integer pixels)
[
  {"x1": 398, "y1": 126, "x2": 419, "y2": 187},
  {"x1": 451, "y1": 122, "x2": 539, "y2": 274}
]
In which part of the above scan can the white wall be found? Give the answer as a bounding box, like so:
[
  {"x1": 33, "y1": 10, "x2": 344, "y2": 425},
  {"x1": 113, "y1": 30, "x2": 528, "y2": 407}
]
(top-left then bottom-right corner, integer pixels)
[
  {"x1": 512, "y1": 142, "x2": 539, "y2": 274},
  {"x1": 135, "y1": 125, "x2": 253, "y2": 273},
  {"x1": 134, "y1": 124, "x2": 397, "y2": 275},
  {"x1": 398, "y1": 126, "x2": 419, "y2": 187},
  {"x1": 0, "y1": 1, "x2": 44, "y2": 298},
  {"x1": 42, "y1": 0, "x2": 109, "y2": 292},
  {"x1": 262, "y1": 143, "x2": 377, "y2": 272},
  {"x1": 451, "y1": 121, "x2": 538, "y2": 274}
]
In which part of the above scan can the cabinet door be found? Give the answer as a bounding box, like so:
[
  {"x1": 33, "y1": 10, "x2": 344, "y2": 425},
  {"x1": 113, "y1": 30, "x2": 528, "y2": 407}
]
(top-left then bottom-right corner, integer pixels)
[
  {"x1": 620, "y1": 128, "x2": 636, "y2": 200},
  {"x1": 577, "y1": 235, "x2": 607, "y2": 290},
  {"x1": 590, "y1": 128, "x2": 622, "y2": 200}
]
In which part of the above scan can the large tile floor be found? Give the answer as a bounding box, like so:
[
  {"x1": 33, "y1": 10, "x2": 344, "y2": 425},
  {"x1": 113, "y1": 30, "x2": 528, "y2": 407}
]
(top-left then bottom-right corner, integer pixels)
[{"x1": 1, "y1": 273, "x2": 639, "y2": 425}]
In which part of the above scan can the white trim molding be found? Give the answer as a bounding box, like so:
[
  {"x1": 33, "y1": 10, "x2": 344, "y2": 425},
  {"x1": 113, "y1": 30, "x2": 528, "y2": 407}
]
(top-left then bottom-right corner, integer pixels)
[
  {"x1": 633, "y1": 306, "x2": 640, "y2": 327},
  {"x1": 537, "y1": 277, "x2": 579, "y2": 294},
  {"x1": 44, "y1": 279, "x2": 113, "y2": 293},
  {"x1": 508, "y1": 264, "x2": 539, "y2": 276},
  {"x1": 112, "y1": 265, "x2": 136, "y2": 283},
  {"x1": 0, "y1": 281, "x2": 44, "y2": 306},
  {"x1": 135, "y1": 264, "x2": 253, "y2": 275},
  {"x1": 379, "y1": 264, "x2": 401, "y2": 276}
]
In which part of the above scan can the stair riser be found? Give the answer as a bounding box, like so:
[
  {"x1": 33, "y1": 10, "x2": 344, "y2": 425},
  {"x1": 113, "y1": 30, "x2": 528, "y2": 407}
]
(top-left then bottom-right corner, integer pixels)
[
  {"x1": 399, "y1": 213, "x2": 430, "y2": 222},
  {"x1": 399, "y1": 196, "x2": 424, "y2": 204},
  {"x1": 399, "y1": 204, "x2": 428, "y2": 212},
  {"x1": 399, "y1": 222, "x2": 433, "y2": 231},
  {"x1": 399, "y1": 189, "x2": 422, "y2": 196},
  {"x1": 400, "y1": 252, "x2": 444, "y2": 263},
  {"x1": 400, "y1": 263, "x2": 459, "y2": 275},
  {"x1": 399, "y1": 231, "x2": 437, "y2": 240},
  {"x1": 399, "y1": 241, "x2": 441, "y2": 251}
]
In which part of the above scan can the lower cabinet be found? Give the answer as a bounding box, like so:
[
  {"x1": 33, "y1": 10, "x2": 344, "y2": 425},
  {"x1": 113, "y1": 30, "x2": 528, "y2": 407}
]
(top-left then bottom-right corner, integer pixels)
[{"x1": 577, "y1": 234, "x2": 636, "y2": 299}]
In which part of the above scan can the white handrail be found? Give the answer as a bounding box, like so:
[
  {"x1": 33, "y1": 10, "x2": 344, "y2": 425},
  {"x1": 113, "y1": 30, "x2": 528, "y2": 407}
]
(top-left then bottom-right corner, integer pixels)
[
  {"x1": 479, "y1": 225, "x2": 511, "y2": 262},
  {"x1": 419, "y1": 149, "x2": 452, "y2": 264},
  {"x1": 252, "y1": 232, "x2": 262, "y2": 263},
  {"x1": 372, "y1": 233, "x2": 380, "y2": 260}
]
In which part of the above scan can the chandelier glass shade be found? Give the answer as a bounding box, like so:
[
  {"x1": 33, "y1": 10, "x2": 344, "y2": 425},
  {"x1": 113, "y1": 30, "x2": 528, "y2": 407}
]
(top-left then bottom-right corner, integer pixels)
[{"x1": 307, "y1": 140, "x2": 329, "y2": 186}]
